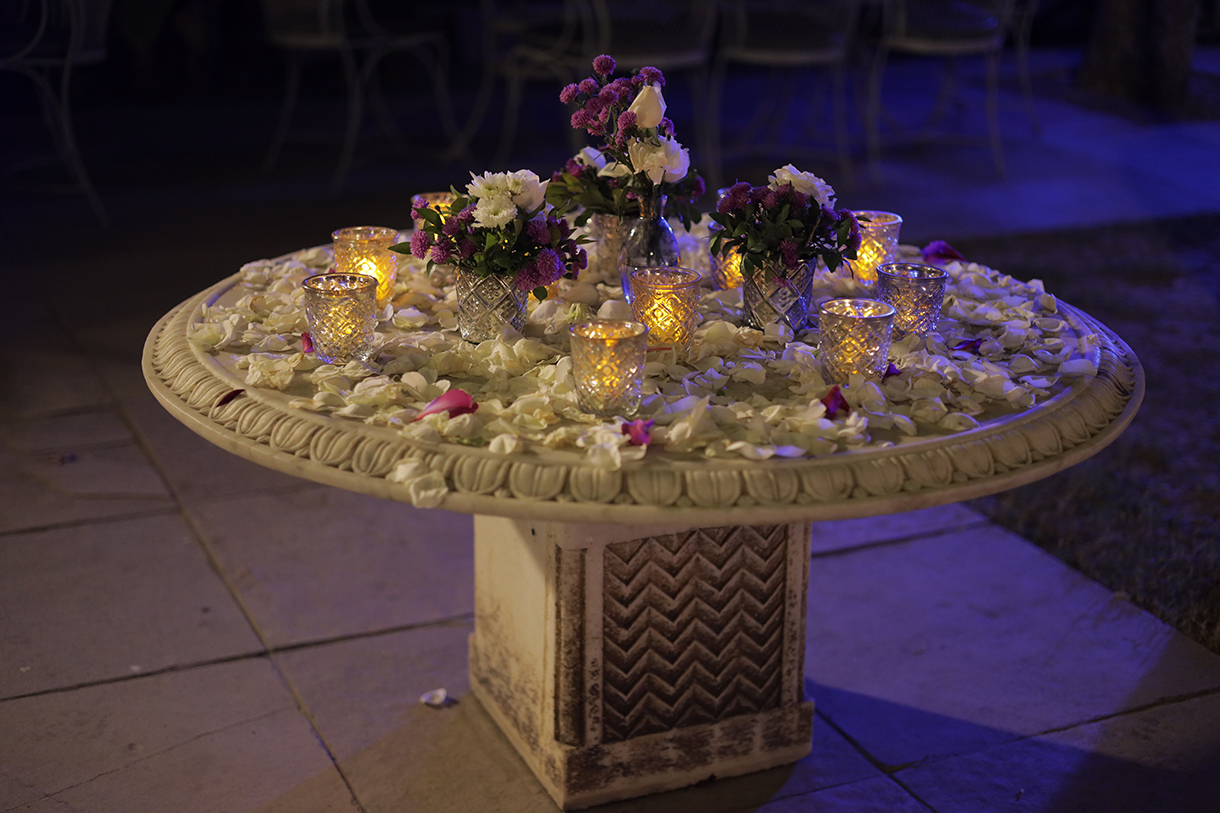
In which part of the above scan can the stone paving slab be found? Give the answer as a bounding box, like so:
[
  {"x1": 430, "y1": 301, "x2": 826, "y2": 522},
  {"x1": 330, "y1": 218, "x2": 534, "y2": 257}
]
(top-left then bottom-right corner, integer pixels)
[
  {"x1": 0, "y1": 658, "x2": 352, "y2": 812},
  {"x1": 809, "y1": 503, "x2": 987, "y2": 555},
  {"x1": 748, "y1": 774, "x2": 929, "y2": 813},
  {"x1": 0, "y1": 409, "x2": 133, "y2": 453},
  {"x1": 897, "y1": 692, "x2": 1220, "y2": 812},
  {"x1": 275, "y1": 622, "x2": 883, "y2": 813},
  {"x1": 0, "y1": 433, "x2": 172, "y2": 534},
  {"x1": 191, "y1": 486, "x2": 474, "y2": 647},
  {"x1": 804, "y1": 524, "x2": 1220, "y2": 769},
  {"x1": 0, "y1": 513, "x2": 261, "y2": 699}
]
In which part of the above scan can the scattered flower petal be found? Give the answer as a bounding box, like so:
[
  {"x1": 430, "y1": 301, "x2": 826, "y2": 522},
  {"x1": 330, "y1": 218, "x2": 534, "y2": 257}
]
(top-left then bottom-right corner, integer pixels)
[
  {"x1": 820, "y1": 385, "x2": 847, "y2": 417},
  {"x1": 922, "y1": 240, "x2": 964, "y2": 264},
  {"x1": 301, "y1": 332, "x2": 314, "y2": 353},
  {"x1": 414, "y1": 389, "x2": 479, "y2": 422},
  {"x1": 621, "y1": 419, "x2": 654, "y2": 446}
]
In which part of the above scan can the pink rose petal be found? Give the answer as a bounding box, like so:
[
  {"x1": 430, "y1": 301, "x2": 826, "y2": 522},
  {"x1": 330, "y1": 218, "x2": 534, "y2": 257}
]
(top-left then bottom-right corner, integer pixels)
[
  {"x1": 621, "y1": 419, "x2": 654, "y2": 446},
  {"x1": 302, "y1": 332, "x2": 314, "y2": 353},
  {"x1": 414, "y1": 389, "x2": 479, "y2": 422}
]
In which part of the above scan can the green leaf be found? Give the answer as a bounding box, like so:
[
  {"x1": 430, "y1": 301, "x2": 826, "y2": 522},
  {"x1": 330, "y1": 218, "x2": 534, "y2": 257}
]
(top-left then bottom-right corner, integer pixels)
[
  {"x1": 389, "y1": 242, "x2": 413, "y2": 255},
  {"x1": 532, "y1": 285, "x2": 549, "y2": 301}
]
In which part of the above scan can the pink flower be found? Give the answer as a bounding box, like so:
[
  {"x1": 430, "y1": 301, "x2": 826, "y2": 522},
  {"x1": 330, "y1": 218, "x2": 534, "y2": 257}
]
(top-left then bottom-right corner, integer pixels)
[
  {"x1": 922, "y1": 240, "x2": 965, "y2": 264},
  {"x1": 414, "y1": 389, "x2": 478, "y2": 422},
  {"x1": 780, "y1": 239, "x2": 799, "y2": 269},
  {"x1": 430, "y1": 241, "x2": 452, "y2": 264},
  {"x1": 637, "y1": 66, "x2": 664, "y2": 86},
  {"x1": 593, "y1": 54, "x2": 616, "y2": 76},
  {"x1": 616, "y1": 110, "x2": 637, "y2": 136},
  {"x1": 409, "y1": 229, "x2": 431, "y2": 259},
  {"x1": 559, "y1": 83, "x2": 579, "y2": 104},
  {"x1": 820, "y1": 385, "x2": 847, "y2": 417},
  {"x1": 578, "y1": 77, "x2": 599, "y2": 95},
  {"x1": 622, "y1": 419, "x2": 654, "y2": 446}
]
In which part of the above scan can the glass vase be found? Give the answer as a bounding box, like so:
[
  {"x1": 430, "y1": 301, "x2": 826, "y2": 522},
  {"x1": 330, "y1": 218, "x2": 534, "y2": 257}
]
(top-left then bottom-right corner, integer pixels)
[
  {"x1": 585, "y1": 213, "x2": 628, "y2": 284},
  {"x1": 741, "y1": 258, "x2": 816, "y2": 333},
  {"x1": 619, "y1": 189, "x2": 680, "y2": 303},
  {"x1": 455, "y1": 268, "x2": 528, "y2": 343}
]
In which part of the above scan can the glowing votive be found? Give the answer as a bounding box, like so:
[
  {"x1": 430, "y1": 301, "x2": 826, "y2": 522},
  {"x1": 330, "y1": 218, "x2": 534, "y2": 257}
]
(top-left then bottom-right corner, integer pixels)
[
  {"x1": 851, "y1": 211, "x2": 903, "y2": 284},
  {"x1": 876, "y1": 262, "x2": 948, "y2": 338},
  {"x1": 628, "y1": 267, "x2": 702, "y2": 350},
  {"x1": 412, "y1": 191, "x2": 456, "y2": 232},
  {"x1": 710, "y1": 238, "x2": 744, "y2": 290},
  {"x1": 332, "y1": 226, "x2": 399, "y2": 309},
  {"x1": 303, "y1": 273, "x2": 377, "y2": 364},
  {"x1": 570, "y1": 320, "x2": 650, "y2": 418},
  {"x1": 818, "y1": 298, "x2": 896, "y2": 384}
]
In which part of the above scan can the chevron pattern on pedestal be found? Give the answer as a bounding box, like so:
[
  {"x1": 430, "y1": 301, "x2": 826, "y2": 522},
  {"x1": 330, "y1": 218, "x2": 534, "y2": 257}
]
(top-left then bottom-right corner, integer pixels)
[{"x1": 601, "y1": 524, "x2": 789, "y2": 743}]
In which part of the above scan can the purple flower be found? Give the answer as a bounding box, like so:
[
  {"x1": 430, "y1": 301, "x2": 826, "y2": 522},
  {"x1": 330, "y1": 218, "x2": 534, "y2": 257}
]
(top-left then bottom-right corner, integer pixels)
[
  {"x1": 922, "y1": 240, "x2": 965, "y2": 264},
  {"x1": 609, "y1": 78, "x2": 634, "y2": 101},
  {"x1": 456, "y1": 204, "x2": 475, "y2": 223},
  {"x1": 574, "y1": 247, "x2": 587, "y2": 269},
  {"x1": 551, "y1": 216, "x2": 571, "y2": 237},
  {"x1": 616, "y1": 109, "x2": 637, "y2": 135},
  {"x1": 717, "y1": 181, "x2": 751, "y2": 213},
  {"x1": 409, "y1": 229, "x2": 431, "y2": 259},
  {"x1": 621, "y1": 419, "x2": 654, "y2": 446},
  {"x1": 571, "y1": 109, "x2": 596, "y2": 130},
  {"x1": 658, "y1": 116, "x2": 674, "y2": 136},
  {"x1": 526, "y1": 217, "x2": 550, "y2": 245},
  {"x1": 441, "y1": 216, "x2": 462, "y2": 236},
  {"x1": 691, "y1": 175, "x2": 705, "y2": 198},
  {"x1": 515, "y1": 249, "x2": 564, "y2": 290},
  {"x1": 593, "y1": 54, "x2": 616, "y2": 76},
  {"x1": 578, "y1": 77, "x2": 599, "y2": 95},
  {"x1": 457, "y1": 238, "x2": 476, "y2": 259},
  {"x1": 780, "y1": 239, "x2": 799, "y2": 269},
  {"x1": 749, "y1": 185, "x2": 768, "y2": 205},
  {"x1": 637, "y1": 66, "x2": 665, "y2": 86},
  {"x1": 762, "y1": 191, "x2": 779, "y2": 210},
  {"x1": 585, "y1": 96, "x2": 605, "y2": 115},
  {"x1": 430, "y1": 241, "x2": 452, "y2": 264},
  {"x1": 560, "y1": 83, "x2": 580, "y2": 104},
  {"x1": 410, "y1": 194, "x2": 427, "y2": 221}
]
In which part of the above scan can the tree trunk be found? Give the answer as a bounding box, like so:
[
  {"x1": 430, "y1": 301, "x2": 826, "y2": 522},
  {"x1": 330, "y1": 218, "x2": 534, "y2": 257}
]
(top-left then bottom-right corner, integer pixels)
[{"x1": 1079, "y1": 0, "x2": 1201, "y2": 110}]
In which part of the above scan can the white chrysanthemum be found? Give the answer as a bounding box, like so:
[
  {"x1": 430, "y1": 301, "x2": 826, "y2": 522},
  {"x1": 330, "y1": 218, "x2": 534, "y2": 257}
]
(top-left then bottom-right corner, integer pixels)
[
  {"x1": 768, "y1": 164, "x2": 835, "y2": 208},
  {"x1": 466, "y1": 171, "x2": 510, "y2": 199},
  {"x1": 473, "y1": 193, "x2": 518, "y2": 229}
]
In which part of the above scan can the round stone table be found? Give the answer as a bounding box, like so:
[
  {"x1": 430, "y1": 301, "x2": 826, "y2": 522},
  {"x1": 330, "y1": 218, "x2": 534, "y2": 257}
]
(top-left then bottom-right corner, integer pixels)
[{"x1": 144, "y1": 262, "x2": 1143, "y2": 810}]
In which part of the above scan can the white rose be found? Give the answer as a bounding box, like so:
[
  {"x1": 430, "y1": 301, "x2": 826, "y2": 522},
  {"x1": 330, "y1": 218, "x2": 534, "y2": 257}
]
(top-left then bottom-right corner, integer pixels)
[
  {"x1": 473, "y1": 193, "x2": 518, "y2": 229},
  {"x1": 576, "y1": 147, "x2": 606, "y2": 169},
  {"x1": 768, "y1": 164, "x2": 836, "y2": 208},
  {"x1": 628, "y1": 85, "x2": 666, "y2": 129},
  {"x1": 597, "y1": 161, "x2": 632, "y2": 178},
  {"x1": 628, "y1": 135, "x2": 690, "y2": 184},
  {"x1": 506, "y1": 169, "x2": 547, "y2": 212}
]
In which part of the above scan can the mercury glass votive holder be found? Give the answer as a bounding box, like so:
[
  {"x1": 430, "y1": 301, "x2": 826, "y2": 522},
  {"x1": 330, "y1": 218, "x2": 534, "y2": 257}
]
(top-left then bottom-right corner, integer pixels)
[
  {"x1": 332, "y1": 226, "x2": 399, "y2": 309},
  {"x1": 851, "y1": 211, "x2": 903, "y2": 285},
  {"x1": 876, "y1": 262, "x2": 949, "y2": 338},
  {"x1": 303, "y1": 273, "x2": 377, "y2": 364},
  {"x1": 570, "y1": 320, "x2": 650, "y2": 418},
  {"x1": 818, "y1": 298, "x2": 897, "y2": 384},
  {"x1": 628, "y1": 267, "x2": 702, "y2": 350}
]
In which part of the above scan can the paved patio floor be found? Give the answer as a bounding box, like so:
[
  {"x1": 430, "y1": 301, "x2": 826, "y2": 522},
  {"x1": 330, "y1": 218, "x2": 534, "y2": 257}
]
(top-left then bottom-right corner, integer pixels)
[{"x1": 2, "y1": 46, "x2": 1220, "y2": 812}]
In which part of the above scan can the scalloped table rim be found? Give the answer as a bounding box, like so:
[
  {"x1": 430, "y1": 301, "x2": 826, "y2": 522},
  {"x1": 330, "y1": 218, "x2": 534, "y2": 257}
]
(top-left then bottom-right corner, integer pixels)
[{"x1": 142, "y1": 268, "x2": 1145, "y2": 528}]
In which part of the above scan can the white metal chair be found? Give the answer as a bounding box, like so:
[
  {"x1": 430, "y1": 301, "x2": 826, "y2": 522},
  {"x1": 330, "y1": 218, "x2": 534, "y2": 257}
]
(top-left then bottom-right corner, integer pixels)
[
  {"x1": 866, "y1": 0, "x2": 1016, "y2": 181},
  {"x1": 709, "y1": 0, "x2": 862, "y2": 190},
  {"x1": 1, "y1": 0, "x2": 112, "y2": 225},
  {"x1": 260, "y1": 0, "x2": 463, "y2": 194}
]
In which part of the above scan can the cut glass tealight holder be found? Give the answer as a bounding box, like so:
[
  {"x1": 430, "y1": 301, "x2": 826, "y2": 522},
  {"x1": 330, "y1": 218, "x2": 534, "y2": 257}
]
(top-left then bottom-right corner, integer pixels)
[
  {"x1": 303, "y1": 273, "x2": 377, "y2": 364},
  {"x1": 570, "y1": 320, "x2": 650, "y2": 418},
  {"x1": 628, "y1": 267, "x2": 701, "y2": 351},
  {"x1": 851, "y1": 211, "x2": 903, "y2": 285},
  {"x1": 876, "y1": 262, "x2": 949, "y2": 338},
  {"x1": 332, "y1": 226, "x2": 399, "y2": 309},
  {"x1": 818, "y1": 298, "x2": 896, "y2": 384}
]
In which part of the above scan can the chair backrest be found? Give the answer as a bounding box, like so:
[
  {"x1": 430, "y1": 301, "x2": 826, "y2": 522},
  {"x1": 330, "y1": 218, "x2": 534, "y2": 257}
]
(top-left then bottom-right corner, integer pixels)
[
  {"x1": 591, "y1": 0, "x2": 716, "y2": 69},
  {"x1": 720, "y1": 0, "x2": 861, "y2": 62},
  {"x1": 260, "y1": 0, "x2": 348, "y2": 47},
  {"x1": 479, "y1": 0, "x2": 600, "y2": 65},
  {"x1": 1, "y1": 0, "x2": 112, "y2": 67},
  {"x1": 886, "y1": 0, "x2": 1014, "y2": 47}
]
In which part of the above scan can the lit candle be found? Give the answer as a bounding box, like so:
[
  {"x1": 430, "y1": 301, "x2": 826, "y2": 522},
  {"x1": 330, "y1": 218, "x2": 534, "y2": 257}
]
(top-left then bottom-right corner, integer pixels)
[
  {"x1": 876, "y1": 262, "x2": 949, "y2": 338},
  {"x1": 332, "y1": 226, "x2": 400, "y2": 309},
  {"x1": 412, "y1": 191, "x2": 455, "y2": 232},
  {"x1": 850, "y1": 211, "x2": 903, "y2": 284},
  {"x1": 628, "y1": 267, "x2": 701, "y2": 351},
  {"x1": 709, "y1": 236, "x2": 744, "y2": 290},
  {"x1": 570, "y1": 320, "x2": 650, "y2": 418},
  {"x1": 302, "y1": 273, "x2": 377, "y2": 364},
  {"x1": 818, "y1": 298, "x2": 896, "y2": 384}
]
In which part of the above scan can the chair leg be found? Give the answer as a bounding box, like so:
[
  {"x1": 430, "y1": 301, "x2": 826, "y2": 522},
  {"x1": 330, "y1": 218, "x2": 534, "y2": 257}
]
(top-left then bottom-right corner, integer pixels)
[
  {"x1": 265, "y1": 54, "x2": 303, "y2": 174},
  {"x1": 831, "y1": 63, "x2": 854, "y2": 190},
  {"x1": 866, "y1": 43, "x2": 888, "y2": 186},
  {"x1": 331, "y1": 46, "x2": 366, "y2": 195},
  {"x1": 986, "y1": 50, "x2": 1006, "y2": 177},
  {"x1": 1016, "y1": 12, "x2": 1041, "y2": 136}
]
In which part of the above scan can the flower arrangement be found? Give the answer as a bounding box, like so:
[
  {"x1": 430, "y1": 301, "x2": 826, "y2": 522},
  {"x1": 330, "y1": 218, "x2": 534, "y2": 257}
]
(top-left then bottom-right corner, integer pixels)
[
  {"x1": 709, "y1": 165, "x2": 862, "y2": 279},
  {"x1": 397, "y1": 170, "x2": 587, "y2": 301},
  {"x1": 546, "y1": 55, "x2": 703, "y2": 230}
]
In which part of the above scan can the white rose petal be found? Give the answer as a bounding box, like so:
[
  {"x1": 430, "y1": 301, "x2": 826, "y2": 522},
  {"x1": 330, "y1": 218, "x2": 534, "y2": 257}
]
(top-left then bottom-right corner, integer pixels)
[
  {"x1": 627, "y1": 84, "x2": 666, "y2": 128},
  {"x1": 767, "y1": 164, "x2": 835, "y2": 208}
]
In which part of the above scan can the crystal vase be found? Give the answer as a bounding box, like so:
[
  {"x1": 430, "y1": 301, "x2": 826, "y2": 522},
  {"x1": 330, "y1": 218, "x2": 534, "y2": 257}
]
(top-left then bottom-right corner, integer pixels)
[
  {"x1": 585, "y1": 213, "x2": 628, "y2": 284},
  {"x1": 455, "y1": 268, "x2": 528, "y2": 343},
  {"x1": 618, "y1": 189, "x2": 680, "y2": 303},
  {"x1": 741, "y1": 258, "x2": 816, "y2": 333}
]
